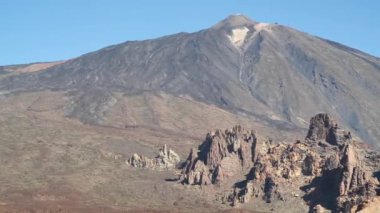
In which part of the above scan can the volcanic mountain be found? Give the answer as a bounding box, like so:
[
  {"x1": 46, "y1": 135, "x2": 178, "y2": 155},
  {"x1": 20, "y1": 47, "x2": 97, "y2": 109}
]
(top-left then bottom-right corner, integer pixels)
[
  {"x1": 1, "y1": 15, "x2": 380, "y2": 147},
  {"x1": 0, "y1": 14, "x2": 380, "y2": 212}
]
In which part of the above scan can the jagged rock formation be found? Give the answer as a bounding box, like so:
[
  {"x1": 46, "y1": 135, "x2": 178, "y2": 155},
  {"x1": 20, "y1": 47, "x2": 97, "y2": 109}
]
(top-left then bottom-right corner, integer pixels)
[
  {"x1": 336, "y1": 144, "x2": 376, "y2": 211},
  {"x1": 306, "y1": 113, "x2": 337, "y2": 142},
  {"x1": 302, "y1": 142, "x2": 378, "y2": 212},
  {"x1": 128, "y1": 144, "x2": 180, "y2": 170},
  {"x1": 179, "y1": 126, "x2": 257, "y2": 185},
  {"x1": 306, "y1": 113, "x2": 352, "y2": 146},
  {"x1": 180, "y1": 113, "x2": 380, "y2": 212}
]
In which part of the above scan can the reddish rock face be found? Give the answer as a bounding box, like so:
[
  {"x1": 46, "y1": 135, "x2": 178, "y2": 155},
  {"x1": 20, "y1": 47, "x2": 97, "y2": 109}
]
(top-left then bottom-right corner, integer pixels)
[
  {"x1": 334, "y1": 144, "x2": 377, "y2": 211},
  {"x1": 180, "y1": 125, "x2": 257, "y2": 185},
  {"x1": 181, "y1": 114, "x2": 380, "y2": 212}
]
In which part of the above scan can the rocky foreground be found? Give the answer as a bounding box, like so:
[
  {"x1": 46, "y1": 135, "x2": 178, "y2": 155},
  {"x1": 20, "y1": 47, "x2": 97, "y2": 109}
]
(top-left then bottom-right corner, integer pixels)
[{"x1": 178, "y1": 113, "x2": 380, "y2": 212}]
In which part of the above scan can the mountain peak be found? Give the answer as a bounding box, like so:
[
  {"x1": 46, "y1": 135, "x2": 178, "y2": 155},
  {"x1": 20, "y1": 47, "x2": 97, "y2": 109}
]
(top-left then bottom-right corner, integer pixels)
[
  {"x1": 225, "y1": 14, "x2": 254, "y2": 23},
  {"x1": 213, "y1": 14, "x2": 257, "y2": 30}
]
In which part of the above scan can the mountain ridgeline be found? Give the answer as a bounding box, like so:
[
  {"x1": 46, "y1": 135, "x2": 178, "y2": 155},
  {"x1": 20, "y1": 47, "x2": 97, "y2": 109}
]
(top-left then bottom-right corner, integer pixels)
[{"x1": 1, "y1": 15, "x2": 380, "y2": 146}]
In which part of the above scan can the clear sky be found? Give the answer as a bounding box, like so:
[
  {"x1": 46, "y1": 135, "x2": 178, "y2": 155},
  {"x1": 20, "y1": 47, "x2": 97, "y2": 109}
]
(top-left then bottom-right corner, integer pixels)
[{"x1": 1, "y1": 0, "x2": 379, "y2": 65}]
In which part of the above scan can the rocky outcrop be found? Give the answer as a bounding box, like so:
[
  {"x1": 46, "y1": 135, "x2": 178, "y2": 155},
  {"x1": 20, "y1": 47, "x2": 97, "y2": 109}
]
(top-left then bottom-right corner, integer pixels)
[
  {"x1": 127, "y1": 144, "x2": 180, "y2": 170},
  {"x1": 334, "y1": 144, "x2": 378, "y2": 212},
  {"x1": 302, "y1": 152, "x2": 321, "y2": 176},
  {"x1": 232, "y1": 141, "x2": 310, "y2": 206},
  {"x1": 180, "y1": 125, "x2": 257, "y2": 185},
  {"x1": 128, "y1": 153, "x2": 155, "y2": 168},
  {"x1": 306, "y1": 113, "x2": 352, "y2": 146},
  {"x1": 304, "y1": 120, "x2": 378, "y2": 213},
  {"x1": 306, "y1": 113, "x2": 337, "y2": 141},
  {"x1": 180, "y1": 114, "x2": 380, "y2": 212}
]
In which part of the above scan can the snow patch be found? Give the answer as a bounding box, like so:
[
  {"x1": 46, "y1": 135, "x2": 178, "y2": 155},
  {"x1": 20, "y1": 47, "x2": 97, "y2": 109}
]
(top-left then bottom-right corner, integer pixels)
[
  {"x1": 254, "y1": 23, "x2": 270, "y2": 31},
  {"x1": 227, "y1": 27, "x2": 250, "y2": 48}
]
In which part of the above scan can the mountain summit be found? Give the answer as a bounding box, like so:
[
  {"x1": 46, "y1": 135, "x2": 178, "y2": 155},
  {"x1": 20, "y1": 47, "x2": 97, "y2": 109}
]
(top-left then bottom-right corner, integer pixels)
[
  {"x1": 212, "y1": 14, "x2": 257, "y2": 29},
  {"x1": 1, "y1": 14, "x2": 380, "y2": 147}
]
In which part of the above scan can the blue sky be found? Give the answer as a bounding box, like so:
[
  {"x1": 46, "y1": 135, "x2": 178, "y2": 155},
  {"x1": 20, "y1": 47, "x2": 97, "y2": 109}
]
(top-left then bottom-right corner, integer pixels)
[{"x1": 1, "y1": 0, "x2": 379, "y2": 65}]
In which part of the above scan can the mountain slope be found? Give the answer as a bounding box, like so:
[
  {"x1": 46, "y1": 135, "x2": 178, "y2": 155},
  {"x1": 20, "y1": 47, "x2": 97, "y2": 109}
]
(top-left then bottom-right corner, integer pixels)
[{"x1": 1, "y1": 15, "x2": 380, "y2": 146}]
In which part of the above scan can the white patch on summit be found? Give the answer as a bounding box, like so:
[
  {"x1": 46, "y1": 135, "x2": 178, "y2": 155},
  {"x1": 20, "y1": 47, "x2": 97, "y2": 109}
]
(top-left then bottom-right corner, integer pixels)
[
  {"x1": 254, "y1": 23, "x2": 270, "y2": 31},
  {"x1": 227, "y1": 27, "x2": 250, "y2": 48}
]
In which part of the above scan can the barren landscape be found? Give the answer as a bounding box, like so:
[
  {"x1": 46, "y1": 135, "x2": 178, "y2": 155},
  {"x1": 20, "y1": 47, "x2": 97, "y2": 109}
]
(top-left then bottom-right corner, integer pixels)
[{"x1": 0, "y1": 15, "x2": 379, "y2": 212}]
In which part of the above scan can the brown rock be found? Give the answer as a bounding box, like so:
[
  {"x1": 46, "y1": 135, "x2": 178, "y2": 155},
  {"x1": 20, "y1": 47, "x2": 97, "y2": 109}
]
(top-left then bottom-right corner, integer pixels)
[
  {"x1": 306, "y1": 113, "x2": 337, "y2": 142},
  {"x1": 303, "y1": 138, "x2": 378, "y2": 212},
  {"x1": 205, "y1": 130, "x2": 229, "y2": 170},
  {"x1": 323, "y1": 153, "x2": 340, "y2": 171},
  {"x1": 180, "y1": 125, "x2": 257, "y2": 185},
  {"x1": 182, "y1": 147, "x2": 198, "y2": 174},
  {"x1": 306, "y1": 113, "x2": 352, "y2": 146},
  {"x1": 302, "y1": 152, "x2": 321, "y2": 176},
  {"x1": 213, "y1": 165, "x2": 224, "y2": 184},
  {"x1": 334, "y1": 144, "x2": 377, "y2": 212},
  {"x1": 180, "y1": 114, "x2": 380, "y2": 212}
]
